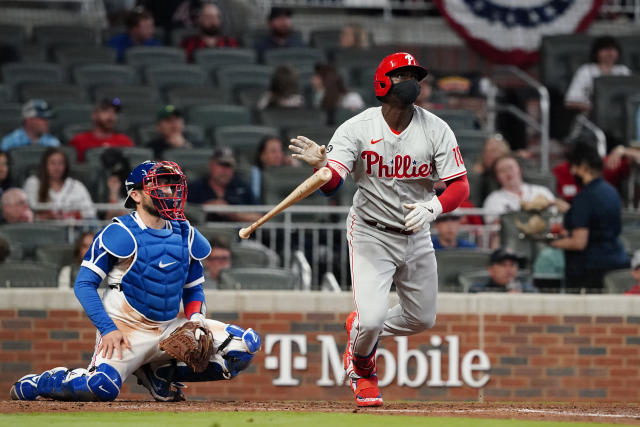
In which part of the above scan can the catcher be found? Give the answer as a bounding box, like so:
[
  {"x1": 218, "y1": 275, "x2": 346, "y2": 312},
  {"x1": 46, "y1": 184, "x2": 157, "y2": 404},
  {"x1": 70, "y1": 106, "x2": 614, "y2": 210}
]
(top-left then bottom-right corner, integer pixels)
[{"x1": 10, "y1": 160, "x2": 260, "y2": 402}]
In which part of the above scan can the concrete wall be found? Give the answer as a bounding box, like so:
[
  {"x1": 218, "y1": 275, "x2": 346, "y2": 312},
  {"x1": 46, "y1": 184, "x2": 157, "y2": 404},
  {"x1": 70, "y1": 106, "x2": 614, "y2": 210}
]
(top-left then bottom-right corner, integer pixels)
[{"x1": 1, "y1": 290, "x2": 639, "y2": 401}]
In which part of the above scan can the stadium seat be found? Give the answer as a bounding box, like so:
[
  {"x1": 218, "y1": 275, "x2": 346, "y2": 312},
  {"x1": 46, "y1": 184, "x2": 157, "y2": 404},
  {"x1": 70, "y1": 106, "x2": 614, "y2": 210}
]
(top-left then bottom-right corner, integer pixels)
[
  {"x1": 0, "y1": 119, "x2": 21, "y2": 138},
  {"x1": 187, "y1": 104, "x2": 252, "y2": 133},
  {"x1": 9, "y1": 145, "x2": 49, "y2": 182},
  {"x1": 171, "y1": 28, "x2": 198, "y2": 46},
  {"x1": 0, "y1": 224, "x2": 67, "y2": 259},
  {"x1": 540, "y1": 34, "x2": 593, "y2": 94},
  {"x1": 137, "y1": 123, "x2": 205, "y2": 147},
  {"x1": 0, "y1": 262, "x2": 59, "y2": 288},
  {"x1": 184, "y1": 203, "x2": 206, "y2": 224},
  {"x1": 125, "y1": 46, "x2": 186, "y2": 69},
  {"x1": 335, "y1": 107, "x2": 366, "y2": 124},
  {"x1": 237, "y1": 86, "x2": 268, "y2": 109},
  {"x1": 72, "y1": 64, "x2": 139, "y2": 91},
  {"x1": 243, "y1": 29, "x2": 303, "y2": 55},
  {"x1": 50, "y1": 103, "x2": 93, "y2": 135},
  {"x1": 166, "y1": 86, "x2": 227, "y2": 107},
  {"x1": 620, "y1": 229, "x2": 640, "y2": 254},
  {"x1": 213, "y1": 125, "x2": 279, "y2": 163},
  {"x1": 334, "y1": 49, "x2": 385, "y2": 85},
  {"x1": 92, "y1": 85, "x2": 160, "y2": 106},
  {"x1": 54, "y1": 46, "x2": 117, "y2": 68},
  {"x1": 218, "y1": 267, "x2": 297, "y2": 290},
  {"x1": 70, "y1": 162, "x2": 99, "y2": 194},
  {"x1": 285, "y1": 126, "x2": 336, "y2": 146},
  {"x1": 434, "y1": 109, "x2": 478, "y2": 131},
  {"x1": 456, "y1": 129, "x2": 490, "y2": 166},
  {"x1": 0, "y1": 84, "x2": 10, "y2": 103},
  {"x1": 0, "y1": 103, "x2": 22, "y2": 122},
  {"x1": 522, "y1": 169, "x2": 556, "y2": 193},
  {"x1": 309, "y1": 28, "x2": 344, "y2": 51},
  {"x1": 197, "y1": 225, "x2": 239, "y2": 244},
  {"x1": 619, "y1": 35, "x2": 640, "y2": 75},
  {"x1": 458, "y1": 269, "x2": 532, "y2": 293},
  {"x1": 259, "y1": 108, "x2": 327, "y2": 130},
  {"x1": 35, "y1": 244, "x2": 75, "y2": 268},
  {"x1": 33, "y1": 25, "x2": 99, "y2": 49},
  {"x1": 1, "y1": 63, "x2": 66, "y2": 89},
  {"x1": 434, "y1": 250, "x2": 492, "y2": 292},
  {"x1": 216, "y1": 64, "x2": 274, "y2": 103},
  {"x1": 499, "y1": 211, "x2": 554, "y2": 263},
  {"x1": 118, "y1": 103, "x2": 159, "y2": 129},
  {"x1": 19, "y1": 83, "x2": 87, "y2": 105},
  {"x1": 622, "y1": 210, "x2": 640, "y2": 230},
  {"x1": 603, "y1": 269, "x2": 633, "y2": 294},
  {"x1": 261, "y1": 166, "x2": 330, "y2": 220},
  {"x1": 161, "y1": 148, "x2": 212, "y2": 178},
  {"x1": 263, "y1": 47, "x2": 326, "y2": 70},
  {"x1": 625, "y1": 93, "x2": 640, "y2": 144},
  {"x1": 231, "y1": 242, "x2": 280, "y2": 268},
  {"x1": 593, "y1": 75, "x2": 640, "y2": 143},
  {"x1": 62, "y1": 123, "x2": 92, "y2": 145},
  {"x1": 85, "y1": 147, "x2": 153, "y2": 169},
  {"x1": 144, "y1": 64, "x2": 208, "y2": 92},
  {"x1": 0, "y1": 24, "x2": 26, "y2": 48},
  {"x1": 194, "y1": 48, "x2": 258, "y2": 80}
]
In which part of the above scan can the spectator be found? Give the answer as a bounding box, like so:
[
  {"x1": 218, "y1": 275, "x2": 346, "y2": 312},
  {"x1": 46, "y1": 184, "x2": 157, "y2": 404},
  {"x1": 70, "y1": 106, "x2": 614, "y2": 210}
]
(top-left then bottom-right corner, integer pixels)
[
  {"x1": 70, "y1": 98, "x2": 134, "y2": 163},
  {"x1": 625, "y1": 250, "x2": 640, "y2": 295},
  {"x1": 187, "y1": 147, "x2": 260, "y2": 222},
  {"x1": 339, "y1": 23, "x2": 369, "y2": 49},
  {"x1": 57, "y1": 231, "x2": 95, "y2": 289},
  {"x1": 108, "y1": 7, "x2": 161, "y2": 62},
  {"x1": 100, "y1": 148, "x2": 130, "y2": 218},
  {"x1": 0, "y1": 151, "x2": 14, "y2": 197},
  {"x1": 482, "y1": 154, "x2": 566, "y2": 224},
  {"x1": 181, "y1": 3, "x2": 238, "y2": 62},
  {"x1": 250, "y1": 135, "x2": 297, "y2": 202},
  {"x1": 0, "y1": 188, "x2": 33, "y2": 224},
  {"x1": 472, "y1": 133, "x2": 511, "y2": 202},
  {"x1": 469, "y1": 247, "x2": 538, "y2": 293},
  {"x1": 414, "y1": 75, "x2": 447, "y2": 111},
  {"x1": 203, "y1": 235, "x2": 232, "y2": 289},
  {"x1": 257, "y1": 65, "x2": 304, "y2": 110},
  {"x1": 310, "y1": 64, "x2": 365, "y2": 124},
  {"x1": 146, "y1": 105, "x2": 192, "y2": 159},
  {"x1": 565, "y1": 36, "x2": 630, "y2": 113},
  {"x1": 1, "y1": 100, "x2": 60, "y2": 152},
  {"x1": 23, "y1": 148, "x2": 96, "y2": 220},
  {"x1": 431, "y1": 212, "x2": 477, "y2": 250},
  {"x1": 551, "y1": 142, "x2": 629, "y2": 292},
  {"x1": 254, "y1": 7, "x2": 304, "y2": 59}
]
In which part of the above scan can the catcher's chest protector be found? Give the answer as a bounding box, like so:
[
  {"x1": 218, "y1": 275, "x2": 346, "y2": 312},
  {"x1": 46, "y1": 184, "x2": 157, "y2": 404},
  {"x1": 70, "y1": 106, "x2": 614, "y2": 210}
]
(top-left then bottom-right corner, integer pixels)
[{"x1": 117, "y1": 214, "x2": 190, "y2": 321}]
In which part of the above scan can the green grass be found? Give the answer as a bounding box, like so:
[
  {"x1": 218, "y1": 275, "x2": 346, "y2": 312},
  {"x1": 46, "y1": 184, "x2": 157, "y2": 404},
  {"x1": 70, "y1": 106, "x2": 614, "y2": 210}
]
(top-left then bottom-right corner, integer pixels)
[{"x1": 0, "y1": 411, "x2": 624, "y2": 427}]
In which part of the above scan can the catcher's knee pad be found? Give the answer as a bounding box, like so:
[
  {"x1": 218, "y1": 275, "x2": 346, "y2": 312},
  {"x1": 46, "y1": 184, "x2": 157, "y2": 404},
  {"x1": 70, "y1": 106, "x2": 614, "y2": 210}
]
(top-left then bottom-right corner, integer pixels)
[
  {"x1": 218, "y1": 325, "x2": 261, "y2": 378},
  {"x1": 87, "y1": 363, "x2": 122, "y2": 401}
]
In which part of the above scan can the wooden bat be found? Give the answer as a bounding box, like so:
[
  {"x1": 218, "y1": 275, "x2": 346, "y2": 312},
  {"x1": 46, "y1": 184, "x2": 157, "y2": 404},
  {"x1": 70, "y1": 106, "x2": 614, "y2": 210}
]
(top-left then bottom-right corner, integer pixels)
[{"x1": 239, "y1": 167, "x2": 332, "y2": 239}]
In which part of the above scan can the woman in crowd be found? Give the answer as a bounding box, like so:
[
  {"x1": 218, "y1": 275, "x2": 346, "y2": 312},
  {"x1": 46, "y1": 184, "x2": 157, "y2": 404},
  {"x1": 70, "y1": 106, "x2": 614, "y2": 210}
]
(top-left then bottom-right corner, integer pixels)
[
  {"x1": 23, "y1": 147, "x2": 96, "y2": 220},
  {"x1": 250, "y1": 135, "x2": 297, "y2": 202},
  {"x1": 257, "y1": 65, "x2": 304, "y2": 110},
  {"x1": 311, "y1": 63, "x2": 364, "y2": 124}
]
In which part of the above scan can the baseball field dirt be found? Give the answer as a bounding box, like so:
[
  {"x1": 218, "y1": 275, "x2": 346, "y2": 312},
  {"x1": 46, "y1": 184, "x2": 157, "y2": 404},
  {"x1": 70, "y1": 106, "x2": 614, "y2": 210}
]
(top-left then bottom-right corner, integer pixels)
[{"x1": 1, "y1": 400, "x2": 640, "y2": 425}]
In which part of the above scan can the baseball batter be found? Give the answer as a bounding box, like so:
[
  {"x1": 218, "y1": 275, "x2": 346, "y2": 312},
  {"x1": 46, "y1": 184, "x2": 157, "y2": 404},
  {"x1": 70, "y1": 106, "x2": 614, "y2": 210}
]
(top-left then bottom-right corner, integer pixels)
[
  {"x1": 290, "y1": 52, "x2": 469, "y2": 407},
  {"x1": 10, "y1": 161, "x2": 260, "y2": 402}
]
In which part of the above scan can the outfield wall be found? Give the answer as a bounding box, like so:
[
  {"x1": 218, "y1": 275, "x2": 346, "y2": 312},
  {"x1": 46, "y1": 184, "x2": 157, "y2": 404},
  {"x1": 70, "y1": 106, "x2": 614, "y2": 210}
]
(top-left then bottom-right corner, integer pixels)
[{"x1": 1, "y1": 290, "x2": 639, "y2": 402}]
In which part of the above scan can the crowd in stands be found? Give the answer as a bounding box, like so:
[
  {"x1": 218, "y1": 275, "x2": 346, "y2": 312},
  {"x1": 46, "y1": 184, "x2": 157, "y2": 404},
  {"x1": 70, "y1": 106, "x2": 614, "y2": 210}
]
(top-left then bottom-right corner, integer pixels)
[{"x1": 0, "y1": 4, "x2": 639, "y2": 294}]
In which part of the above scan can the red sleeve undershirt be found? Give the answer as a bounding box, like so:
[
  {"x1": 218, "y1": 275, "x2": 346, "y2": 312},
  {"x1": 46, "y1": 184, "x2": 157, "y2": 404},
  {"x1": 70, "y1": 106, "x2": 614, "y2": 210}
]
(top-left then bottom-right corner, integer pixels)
[
  {"x1": 318, "y1": 166, "x2": 469, "y2": 213},
  {"x1": 184, "y1": 300, "x2": 202, "y2": 319},
  {"x1": 439, "y1": 174, "x2": 469, "y2": 213}
]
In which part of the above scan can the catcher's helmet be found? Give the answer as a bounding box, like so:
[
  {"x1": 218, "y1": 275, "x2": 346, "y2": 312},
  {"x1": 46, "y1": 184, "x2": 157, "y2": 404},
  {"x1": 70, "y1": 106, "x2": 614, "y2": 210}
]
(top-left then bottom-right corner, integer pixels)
[
  {"x1": 373, "y1": 52, "x2": 428, "y2": 97},
  {"x1": 124, "y1": 160, "x2": 187, "y2": 221}
]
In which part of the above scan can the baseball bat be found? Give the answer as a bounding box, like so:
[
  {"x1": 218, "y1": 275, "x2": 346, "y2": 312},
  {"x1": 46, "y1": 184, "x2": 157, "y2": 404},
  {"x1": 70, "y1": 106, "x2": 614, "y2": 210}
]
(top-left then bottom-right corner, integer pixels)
[{"x1": 239, "y1": 167, "x2": 332, "y2": 239}]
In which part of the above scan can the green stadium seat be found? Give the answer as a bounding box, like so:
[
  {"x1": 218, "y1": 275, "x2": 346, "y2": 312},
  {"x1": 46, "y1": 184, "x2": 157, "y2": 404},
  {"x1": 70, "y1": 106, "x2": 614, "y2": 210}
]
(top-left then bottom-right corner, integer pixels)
[
  {"x1": 0, "y1": 262, "x2": 59, "y2": 288},
  {"x1": 2, "y1": 63, "x2": 66, "y2": 89},
  {"x1": 434, "y1": 250, "x2": 492, "y2": 292},
  {"x1": 197, "y1": 225, "x2": 240, "y2": 244},
  {"x1": 73, "y1": 64, "x2": 139, "y2": 91},
  {"x1": 92, "y1": 85, "x2": 160, "y2": 106},
  {"x1": 54, "y1": 46, "x2": 117, "y2": 68},
  {"x1": 213, "y1": 125, "x2": 279, "y2": 163},
  {"x1": 619, "y1": 36, "x2": 640, "y2": 74},
  {"x1": 0, "y1": 224, "x2": 67, "y2": 259},
  {"x1": 0, "y1": 24, "x2": 26, "y2": 51},
  {"x1": 259, "y1": 108, "x2": 327, "y2": 130},
  {"x1": 187, "y1": 104, "x2": 252, "y2": 133},
  {"x1": 216, "y1": 64, "x2": 273, "y2": 103},
  {"x1": 434, "y1": 109, "x2": 478, "y2": 131},
  {"x1": 625, "y1": 93, "x2": 640, "y2": 144},
  {"x1": 161, "y1": 148, "x2": 212, "y2": 178},
  {"x1": 33, "y1": 25, "x2": 99, "y2": 49},
  {"x1": 19, "y1": 83, "x2": 88, "y2": 105},
  {"x1": 285, "y1": 126, "x2": 336, "y2": 146},
  {"x1": 144, "y1": 64, "x2": 208, "y2": 92},
  {"x1": 125, "y1": 46, "x2": 186, "y2": 69},
  {"x1": 137, "y1": 123, "x2": 206, "y2": 147},
  {"x1": 35, "y1": 244, "x2": 75, "y2": 268},
  {"x1": 522, "y1": 169, "x2": 556, "y2": 194},
  {"x1": 50, "y1": 103, "x2": 93, "y2": 135},
  {"x1": 263, "y1": 47, "x2": 326, "y2": 70},
  {"x1": 194, "y1": 48, "x2": 257, "y2": 81},
  {"x1": 218, "y1": 267, "x2": 296, "y2": 290},
  {"x1": 593, "y1": 75, "x2": 640, "y2": 143},
  {"x1": 231, "y1": 242, "x2": 280, "y2": 268},
  {"x1": 0, "y1": 103, "x2": 22, "y2": 122},
  {"x1": 166, "y1": 86, "x2": 227, "y2": 108},
  {"x1": 85, "y1": 147, "x2": 153, "y2": 170},
  {"x1": 619, "y1": 229, "x2": 640, "y2": 255},
  {"x1": 540, "y1": 34, "x2": 593, "y2": 94},
  {"x1": 603, "y1": 269, "x2": 634, "y2": 294}
]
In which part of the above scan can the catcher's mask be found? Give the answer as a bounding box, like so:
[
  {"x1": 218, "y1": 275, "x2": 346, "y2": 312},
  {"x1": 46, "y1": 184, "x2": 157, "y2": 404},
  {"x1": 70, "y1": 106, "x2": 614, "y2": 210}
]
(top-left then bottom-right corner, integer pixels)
[{"x1": 124, "y1": 160, "x2": 188, "y2": 221}]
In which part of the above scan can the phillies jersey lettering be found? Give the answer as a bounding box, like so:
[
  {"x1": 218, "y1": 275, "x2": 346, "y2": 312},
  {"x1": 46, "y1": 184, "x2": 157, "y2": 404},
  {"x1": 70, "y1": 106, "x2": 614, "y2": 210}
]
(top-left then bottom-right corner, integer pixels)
[{"x1": 327, "y1": 106, "x2": 466, "y2": 229}]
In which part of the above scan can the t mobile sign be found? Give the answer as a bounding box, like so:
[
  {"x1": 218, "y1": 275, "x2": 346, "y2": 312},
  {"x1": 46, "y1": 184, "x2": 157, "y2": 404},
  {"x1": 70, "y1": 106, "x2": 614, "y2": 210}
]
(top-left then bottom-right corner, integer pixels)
[{"x1": 264, "y1": 334, "x2": 491, "y2": 388}]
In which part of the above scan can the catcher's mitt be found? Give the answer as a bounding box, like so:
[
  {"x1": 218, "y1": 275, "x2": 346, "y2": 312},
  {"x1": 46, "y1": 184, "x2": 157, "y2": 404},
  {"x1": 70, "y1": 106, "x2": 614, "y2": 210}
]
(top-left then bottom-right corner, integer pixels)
[{"x1": 160, "y1": 321, "x2": 214, "y2": 373}]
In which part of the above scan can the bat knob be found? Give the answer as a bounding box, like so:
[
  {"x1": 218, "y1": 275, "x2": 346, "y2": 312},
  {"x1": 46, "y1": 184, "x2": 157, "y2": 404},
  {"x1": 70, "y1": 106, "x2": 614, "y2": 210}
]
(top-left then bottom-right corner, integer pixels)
[{"x1": 238, "y1": 227, "x2": 251, "y2": 239}]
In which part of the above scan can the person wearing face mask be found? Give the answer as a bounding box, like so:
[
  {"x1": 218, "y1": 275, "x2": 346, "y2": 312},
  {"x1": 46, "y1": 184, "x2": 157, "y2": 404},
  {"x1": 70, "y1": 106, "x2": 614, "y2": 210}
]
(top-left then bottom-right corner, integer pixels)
[
  {"x1": 551, "y1": 142, "x2": 629, "y2": 293},
  {"x1": 289, "y1": 52, "x2": 469, "y2": 407},
  {"x1": 181, "y1": 3, "x2": 238, "y2": 62}
]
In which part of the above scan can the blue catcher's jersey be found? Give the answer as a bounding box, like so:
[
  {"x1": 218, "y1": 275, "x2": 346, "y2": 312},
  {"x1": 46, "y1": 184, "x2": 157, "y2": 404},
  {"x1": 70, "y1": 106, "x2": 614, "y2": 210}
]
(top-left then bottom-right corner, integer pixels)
[{"x1": 81, "y1": 212, "x2": 210, "y2": 321}]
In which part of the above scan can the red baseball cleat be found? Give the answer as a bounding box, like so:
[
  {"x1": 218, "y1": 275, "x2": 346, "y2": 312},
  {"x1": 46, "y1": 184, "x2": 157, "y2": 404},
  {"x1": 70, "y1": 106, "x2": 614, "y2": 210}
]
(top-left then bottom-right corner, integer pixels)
[{"x1": 350, "y1": 375, "x2": 383, "y2": 407}]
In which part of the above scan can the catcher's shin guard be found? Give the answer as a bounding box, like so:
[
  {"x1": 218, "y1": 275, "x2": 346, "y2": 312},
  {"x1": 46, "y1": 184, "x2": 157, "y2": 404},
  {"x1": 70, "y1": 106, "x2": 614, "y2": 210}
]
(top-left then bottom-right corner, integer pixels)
[{"x1": 10, "y1": 374, "x2": 41, "y2": 400}]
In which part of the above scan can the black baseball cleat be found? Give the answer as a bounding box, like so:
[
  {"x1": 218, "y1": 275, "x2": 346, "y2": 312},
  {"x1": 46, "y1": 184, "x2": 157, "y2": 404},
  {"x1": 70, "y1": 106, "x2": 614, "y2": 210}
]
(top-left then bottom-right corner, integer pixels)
[{"x1": 134, "y1": 364, "x2": 185, "y2": 402}]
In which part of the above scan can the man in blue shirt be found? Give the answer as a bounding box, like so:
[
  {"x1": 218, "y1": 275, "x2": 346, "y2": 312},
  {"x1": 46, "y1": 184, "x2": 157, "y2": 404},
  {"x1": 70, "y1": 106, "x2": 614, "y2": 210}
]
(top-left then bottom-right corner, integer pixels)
[
  {"x1": 551, "y1": 142, "x2": 629, "y2": 292},
  {"x1": 108, "y1": 7, "x2": 161, "y2": 62},
  {"x1": 1, "y1": 99, "x2": 60, "y2": 151},
  {"x1": 431, "y1": 212, "x2": 477, "y2": 250},
  {"x1": 254, "y1": 7, "x2": 305, "y2": 60}
]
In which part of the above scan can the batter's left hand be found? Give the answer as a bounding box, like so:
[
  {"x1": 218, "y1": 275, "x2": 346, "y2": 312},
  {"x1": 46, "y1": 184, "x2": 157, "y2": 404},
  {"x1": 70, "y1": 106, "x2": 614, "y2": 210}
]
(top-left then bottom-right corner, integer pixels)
[{"x1": 403, "y1": 197, "x2": 443, "y2": 232}]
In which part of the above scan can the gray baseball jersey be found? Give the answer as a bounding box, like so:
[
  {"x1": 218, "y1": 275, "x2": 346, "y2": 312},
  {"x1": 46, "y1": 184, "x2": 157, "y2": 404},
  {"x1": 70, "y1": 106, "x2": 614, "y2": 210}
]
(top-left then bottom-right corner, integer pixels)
[
  {"x1": 328, "y1": 105, "x2": 467, "y2": 363},
  {"x1": 327, "y1": 106, "x2": 466, "y2": 229}
]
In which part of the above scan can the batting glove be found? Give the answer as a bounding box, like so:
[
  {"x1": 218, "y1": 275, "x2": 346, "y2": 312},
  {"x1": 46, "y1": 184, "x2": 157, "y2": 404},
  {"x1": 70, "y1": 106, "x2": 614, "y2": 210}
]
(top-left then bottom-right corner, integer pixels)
[
  {"x1": 289, "y1": 135, "x2": 327, "y2": 169},
  {"x1": 402, "y1": 197, "x2": 443, "y2": 232}
]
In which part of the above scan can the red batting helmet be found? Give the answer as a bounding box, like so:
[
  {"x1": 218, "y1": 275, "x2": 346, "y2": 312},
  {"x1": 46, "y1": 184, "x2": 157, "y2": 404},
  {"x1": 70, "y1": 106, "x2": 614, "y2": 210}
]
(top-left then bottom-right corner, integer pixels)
[{"x1": 373, "y1": 52, "x2": 428, "y2": 97}]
